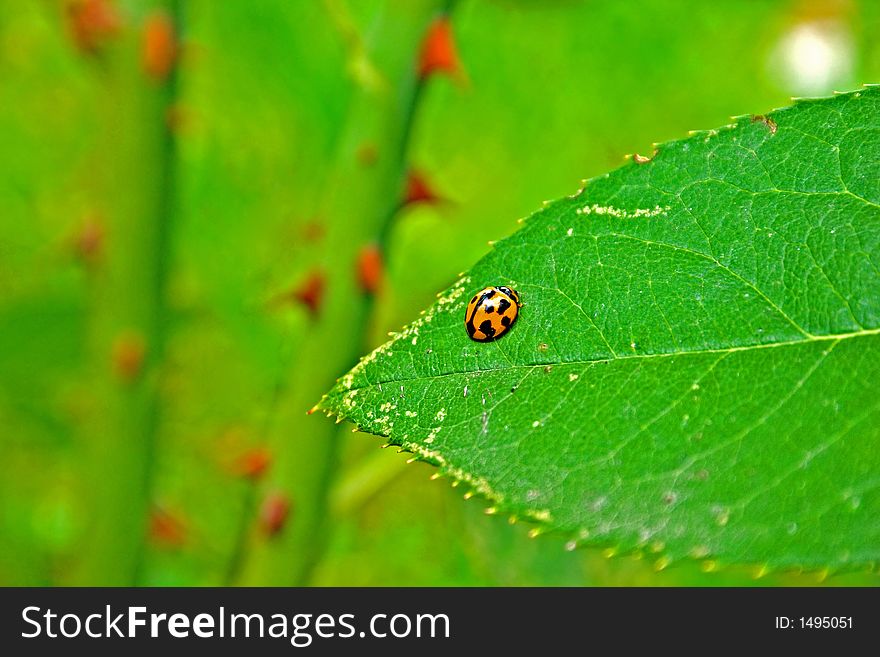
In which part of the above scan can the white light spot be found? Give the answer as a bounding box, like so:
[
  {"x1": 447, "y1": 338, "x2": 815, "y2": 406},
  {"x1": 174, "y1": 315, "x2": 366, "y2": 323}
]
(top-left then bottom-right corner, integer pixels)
[{"x1": 771, "y1": 21, "x2": 853, "y2": 95}]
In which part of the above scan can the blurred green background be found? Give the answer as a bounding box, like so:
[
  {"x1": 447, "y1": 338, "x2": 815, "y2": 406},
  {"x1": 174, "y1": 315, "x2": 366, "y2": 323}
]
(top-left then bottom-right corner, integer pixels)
[{"x1": 1, "y1": 0, "x2": 878, "y2": 586}]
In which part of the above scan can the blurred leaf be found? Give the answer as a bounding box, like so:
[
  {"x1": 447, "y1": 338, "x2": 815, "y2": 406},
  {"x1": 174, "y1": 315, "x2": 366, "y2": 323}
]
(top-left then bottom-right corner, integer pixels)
[{"x1": 320, "y1": 87, "x2": 880, "y2": 571}]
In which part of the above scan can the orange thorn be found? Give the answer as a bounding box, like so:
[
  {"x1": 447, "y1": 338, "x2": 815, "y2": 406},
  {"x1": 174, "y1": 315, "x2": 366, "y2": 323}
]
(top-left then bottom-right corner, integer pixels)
[
  {"x1": 148, "y1": 506, "x2": 187, "y2": 549},
  {"x1": 231, "y1": 447, "x2": 272, "y2": 480},
  {"x1": 357, "y1": 243, "x2": 383, "y2": 295},
  {"x1": 403, "y1": 169, "x2": 441, "y2": 207},
  {"x1": 65, "y1": 0, "x2": 120, "y2": 54},
  {"x1": 112, "y1": 331, "x2": 146, "y2": 382},
  {"x1": 71, "y1": 214, "x2": 104, "y2": 266},
  {"x1": 418, "y1": 16, "x2": 463, "y2": 81},
  {"x1": 260, "y1": 492, "x2": 291, "y2": 537},
  {"x1": 142, "y1": 11, "x2": 178, "y2": 82},
  {"x1": 291, "y1": 270, "x2": 325, "y2": 318}
]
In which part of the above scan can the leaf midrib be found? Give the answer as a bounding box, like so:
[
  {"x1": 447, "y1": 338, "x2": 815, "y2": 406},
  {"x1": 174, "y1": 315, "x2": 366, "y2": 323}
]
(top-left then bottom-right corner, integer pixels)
[{"x1": 344, "y1": 327, "x2": 880, "y2": 393}]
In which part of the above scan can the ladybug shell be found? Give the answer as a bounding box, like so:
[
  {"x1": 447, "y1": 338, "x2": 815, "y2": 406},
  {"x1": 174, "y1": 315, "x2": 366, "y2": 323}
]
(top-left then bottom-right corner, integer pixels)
[{"x1": 465, "y1": 286, "x2": 520, "y2": 342}]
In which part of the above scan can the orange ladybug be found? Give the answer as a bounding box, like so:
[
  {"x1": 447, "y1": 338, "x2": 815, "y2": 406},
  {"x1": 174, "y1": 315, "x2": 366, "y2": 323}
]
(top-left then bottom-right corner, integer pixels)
[{"x1": 464, "y1": 286, "x2": 521, "y2": 342}]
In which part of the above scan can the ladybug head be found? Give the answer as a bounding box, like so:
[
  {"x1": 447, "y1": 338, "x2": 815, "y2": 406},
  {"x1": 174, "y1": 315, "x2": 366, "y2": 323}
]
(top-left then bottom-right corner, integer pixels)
[{"x1": 497, "y1": 285, "x2": 520, "y2": 304}]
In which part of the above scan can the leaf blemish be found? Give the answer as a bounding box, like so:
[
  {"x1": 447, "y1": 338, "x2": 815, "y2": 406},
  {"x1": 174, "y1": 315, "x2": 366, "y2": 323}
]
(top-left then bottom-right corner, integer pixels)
[
  {"x1": 633, "y1": 148, "x2": 658, "y2": 164},
  {"x1": 576, "y1": 203, "x2": 670, "y2": 219},
  {"x1": 751, "y1": 114, "x2": 778, "y2": 134}
]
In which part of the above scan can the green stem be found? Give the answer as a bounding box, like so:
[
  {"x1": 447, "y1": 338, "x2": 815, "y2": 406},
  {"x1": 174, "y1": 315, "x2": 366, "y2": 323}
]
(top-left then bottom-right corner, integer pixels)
[
  {"x1": 328, "y1": 0, "x2": 459, "y2": 523},
  {"x1": 234, "y1": 0, "x2": 447, "y2": 586},
  {"x1": 72, "y1": 0, "x2": 180, "y2": 586},
  {"x1": 330, "y1": 448, "x2": 408, "y2": 517}
]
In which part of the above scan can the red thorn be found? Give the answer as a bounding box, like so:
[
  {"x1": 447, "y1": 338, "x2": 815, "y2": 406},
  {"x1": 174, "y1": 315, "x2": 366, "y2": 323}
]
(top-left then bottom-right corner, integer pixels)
[
  {"x1": 404, "y1": 169, "x2": 441, "y2": 207},
  {"x1": 112, "y1": 331, "x2": 146, "y2": 382},
  {"x1": 66, "y1": 0, "x2": 120, "y2": 54},
  {"x1": 291, "y1": 270, "x2": 325, "y2": 318},
  {"x1": 260, "y1": 492, "x2": 291, "y2": 537},
  {"x1": 232, "y1": 447, "x2": 272, "y2": 480},
  {"x1": 142, "y1": 11, "x2": 177, "y2": 81},
  {"x1": 418, "y1": 16, "x2": 462, "y2": 80},
  {"x1": 357, "y1": 244, "x2": 383, "y2": 295},
  {"x1": 148, "y1": 506, "x2": 187, "y2": 549},
  {"x1": 72, "y1": 215, "x2": 104, "y2": 266}
]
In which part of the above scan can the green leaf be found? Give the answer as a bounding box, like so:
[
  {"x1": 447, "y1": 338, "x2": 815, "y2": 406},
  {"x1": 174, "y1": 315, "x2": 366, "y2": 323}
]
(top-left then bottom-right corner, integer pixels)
[{"x1": 318, "y1": 87, "x2": 880, "y2": 572}]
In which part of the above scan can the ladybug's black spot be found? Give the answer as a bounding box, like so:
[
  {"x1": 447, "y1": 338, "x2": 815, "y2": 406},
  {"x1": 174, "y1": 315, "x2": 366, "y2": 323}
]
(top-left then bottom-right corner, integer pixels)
[
  {"x1": 501, "y1": 315, "x2": 511, "y2": 327},
  {"x1": 479, "y1": 319, "x2": 496, "y2": 338},
  {"x1": 484, "y1": 304, "x2": 495, "y2": 314},
  {"x1": 485, "y1": 289, "x2": 496, "y2": 299},
  {"x1": 470, "y1": 295, "x2": 477, "y2": 304},
  {"x1": 497, "y1": 298, "x2": 511, "y2": 314}
]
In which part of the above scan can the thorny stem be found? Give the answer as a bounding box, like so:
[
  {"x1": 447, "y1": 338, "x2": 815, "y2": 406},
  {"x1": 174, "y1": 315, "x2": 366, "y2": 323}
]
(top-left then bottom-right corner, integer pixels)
[
  {"x1": 328, "y1": 0, "x2": 458, "y2": 521},
  {"x1": 73, "y1": 0, "x2": 181, "y2": 585},
  {"x1": 233, "y1": 0, "x2": 452, "y2": 586}
]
